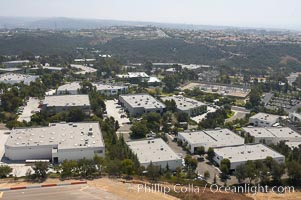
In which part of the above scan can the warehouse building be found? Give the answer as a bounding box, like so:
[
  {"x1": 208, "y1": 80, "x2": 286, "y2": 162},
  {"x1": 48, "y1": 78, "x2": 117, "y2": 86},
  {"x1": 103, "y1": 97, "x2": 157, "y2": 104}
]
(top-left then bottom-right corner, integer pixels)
[
  {"x1": 285, "y1": 141, "x2": 301, "y2": 150},
  {"x1": 161, "y1": 95, "x2": 207, "y2": 116},
  {"x1": 213, "y1": 144, "x2": 285, "y2": 170},
  {"x1": 119, "y1": 93, "x2": 166, "y2": 116},
  {"x1": 57, "y1": 82, "x2": 81, "y2": 95},
  {"x1": 127, "y1": 138, "x2": 182, "y2": 170},
  {"x1": 5, "y1": 122, "x2": 105, "y2": 162},
  {"x1": 2, "y1": 60, "x2": 30, "y2": 68},
  {"x1": 177, "y1": 129, "x2": 244, "y2": 153},
  {"x1": 92, "y1": 83, "x2": 128, "y2": 96},
  {"x1": 42, "y1": 95, "x2": 91, "y2": 114},
  {"x1": 0, "y1": 73, "x2": 39, "y2": 85},
  {"x1": 242, "y1": 127, "x2": 301, "y2": 145},
  {"x1": 249, "y1": 112, "x2": 280, "y2": 127}
]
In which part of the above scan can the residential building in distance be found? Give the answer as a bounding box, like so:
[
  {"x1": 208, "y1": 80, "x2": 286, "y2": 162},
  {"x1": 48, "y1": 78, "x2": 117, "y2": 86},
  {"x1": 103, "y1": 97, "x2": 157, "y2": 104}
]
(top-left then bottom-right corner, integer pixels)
[
  {"x1": 249, "y1": 112, "x2": 280, "y2": 127},
  {"x1": 127, "y1": 138, "x2": 182, "y2": 170},
  {"x1": 161, "y1": 95, "x2": 207, "y2": 116},
  {"x1": 119, "y1": 93, "x2": 166, "y2": 116},
  {"x1": 5, "y1": 122, "x2": 105, "y2": 163},
  {"x1": 92, "y1": 83, "x2": 128, "y2": 96},
  {"x1": 57, "y1": 82, "x2": 81, "y2": 95},
  {"x1": 213, "y1": 144, "x2": 285, "y2": 170},
  {"x1": 2, "y1": 60, "x2": 30, "y2": 68},
  {"x1": 42, "y1": 95, "x2": 91, "y2": 114},
  {"x1": 242, "y1": 127, "x2": 301, "y2": 145},
  {"x1": 177, "y1": 129, "x2": 244, "y2": 153},
  {"x1": 0, "y1": 73, "x2": 39, "y2": 85}
]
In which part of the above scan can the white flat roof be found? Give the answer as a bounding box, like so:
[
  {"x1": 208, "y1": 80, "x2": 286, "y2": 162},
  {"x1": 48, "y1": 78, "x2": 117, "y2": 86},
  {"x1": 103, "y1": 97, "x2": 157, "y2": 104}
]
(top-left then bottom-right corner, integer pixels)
[
  {"x1": 6, "y1": 122, "x2": 104, "y2": 149},
  {"x1": 214, "y1": 144, "x2": 284, "y2": 163},
  {"x1": 70, "y1": 64, "x2": 97, "y2": 74},
  {"x1": 250, "y1": 112, "x2": 280, "y2": 123},
  {"x1": 242, "y1": 127, "x2": 301, "y2": 138},
  {"x1": 127, "y1": 138, "x2": 181, "y2": 164},
  {"x1": 57, "y1": 82, "x2": 81, "y2": 92},
  {"x1": 178, "y1": 129, "x2": 244, "y2": 147},
  {"x1": 161, "y1": 95, "x2": 206, "y2": 111},
  {"x1": 43, "y1": 95, "x2": 90, "y2": 107},
  {"x1": 120, "y1": 93, "x2": 165, "y2": 109},
  {"x1": 92, "y1": 83, "x2": 127, "y2": 91},
  {"x1": 0, "y1": 73, "x2": 39, "y2": 85},
  {"x1": 285, "y1": 141, "x2": 301, "y2": 149}
]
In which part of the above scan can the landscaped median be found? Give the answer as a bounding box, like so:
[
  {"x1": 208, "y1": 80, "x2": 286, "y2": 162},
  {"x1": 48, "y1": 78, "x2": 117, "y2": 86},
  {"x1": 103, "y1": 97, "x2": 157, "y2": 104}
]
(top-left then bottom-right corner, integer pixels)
[{"x1": 0, "y1": 181, "x2": 87, "y2": 191}]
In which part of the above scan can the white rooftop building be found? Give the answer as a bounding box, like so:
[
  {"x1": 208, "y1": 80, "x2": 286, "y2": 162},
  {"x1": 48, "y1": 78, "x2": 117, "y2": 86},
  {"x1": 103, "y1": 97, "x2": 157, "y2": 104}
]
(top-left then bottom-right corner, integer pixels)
[
  {"x1": 57, "y1": 82, "x2": 81, "y2": 95},
  {"x1": 119, "y1": 93, "x2": 166, "y2": 116},
  {"x1": 5, "y1": 122, "x2": 105, "y2": 162},
  {"x1": 242, "y1": 127, "x2": 301, "y2": 145},
  {"x1": 161, "y1": 95, "x2": 207, "y2": 116},
  {"x1": 127, "y1": 138, "x2": 182, "y2": 170},
  {"x1": 2, "y1": 60, "x2": 30, "y2": 68},
  {"x1": 249, "y1": 112, "x2": 280, "y2": 127},
  {"x1": 213, "y1": 144, "x2": 285, "y2": 170},
  {"x1": 92, "y1": 83, "x2": 128, "y2": 96},
  {"x1": 70, "y1": 64, "x2": 97, "y2": 74},
  {"x1": 285, "y1": 141, "x2": 301, "y2": 150},
  {"x1": 177, "y1": 129, "x2": 244, "y2": 153},
  {"x1": 42, "y1": 95, "x2": 91, "y2": 114},
  {"x1": 0, "y1": 73, "x2": 39, "y2": 85}
]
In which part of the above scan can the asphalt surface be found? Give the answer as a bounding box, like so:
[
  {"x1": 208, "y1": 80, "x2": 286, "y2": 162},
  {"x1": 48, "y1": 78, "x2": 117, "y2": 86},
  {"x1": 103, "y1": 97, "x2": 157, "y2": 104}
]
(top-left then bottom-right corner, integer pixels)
[{"x1": 1, "y1": 185, "x2": 123, "y2": 200}]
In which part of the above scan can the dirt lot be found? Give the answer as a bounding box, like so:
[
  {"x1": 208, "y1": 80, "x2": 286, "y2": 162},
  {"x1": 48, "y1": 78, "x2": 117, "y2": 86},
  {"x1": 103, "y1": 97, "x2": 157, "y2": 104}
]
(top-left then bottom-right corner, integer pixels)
[{"x1": 0, "y1": 178, "x2": 300, "y2": 200}]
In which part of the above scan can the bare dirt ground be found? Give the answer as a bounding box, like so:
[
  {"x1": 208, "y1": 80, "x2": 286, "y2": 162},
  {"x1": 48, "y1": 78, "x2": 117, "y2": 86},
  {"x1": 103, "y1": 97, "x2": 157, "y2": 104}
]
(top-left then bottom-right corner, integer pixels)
[{"x1": 1, "y1": 177, "x2": 300, "y2": 200}]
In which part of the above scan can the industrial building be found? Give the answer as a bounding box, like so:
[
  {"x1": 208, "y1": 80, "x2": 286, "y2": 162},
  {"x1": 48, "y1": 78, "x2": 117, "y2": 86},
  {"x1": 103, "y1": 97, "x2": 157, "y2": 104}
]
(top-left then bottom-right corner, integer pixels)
[
  {"x1": 242, "y1": 127, "x2": 301, "y2": 145},
  {"x1": 289, "y1": 112, "x2": 301, "y2": 123},
  {"x1": 161, "y1": 95, "x2": 207, "y2": 116},
  {"x1": 127, "y1": 138, "x2": 182, "y2": 170},
  {"x1": 116, "y1": 72, "x2": 150, "y2": 83},
  {"x1": 177, "y1": 129, "x2": 244, "y2": 153},
  {"x1": 2, "y1": 60, "x2": 30, "y2": 68},
  {"x1": 213, "y1": 144, "x2": 285, "y2": 170},
  {"x1": 57, "y1": 82, "x2": 81, "y2": 95},
  {"x1": 119, "y1": 93, "x2": 166, "y2": 116},
  {"x1": 0, "y1": 73, "x2": 39, "y2": 85},
  {"x1": 285, "y1": 141, "x2": 301, "y2": 150},
  {"x1": 249, "y1": 112, "x2": 280, "y2": 127},
  {"x1": 92, "y1": 83, "x2": 128, "y2": 96},
  {"x1": 42, "y1": 95, "x2": 91, "y2": 114},
  {"x1": 5, "y1": 122, "x2": 105, "y2": 162}
]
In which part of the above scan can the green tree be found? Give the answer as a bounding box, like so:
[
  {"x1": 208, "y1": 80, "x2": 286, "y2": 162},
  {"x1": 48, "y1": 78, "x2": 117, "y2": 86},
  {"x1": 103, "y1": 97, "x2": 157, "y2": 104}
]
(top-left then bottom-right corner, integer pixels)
[
  {"x1": 0, "y1": 165, "x2": 12, "y2": 178},
  {"x1": 122, "y1": 159, "x2": 134, "y2": 177},
  {"x1": 207, "y1": 147, "x2": 215, "y2": 162},
  {"x1": 147, "y1": 162, "x2": 160, "y2": 181},
  {"x1": 130, "y1": 121, "x2": 149, "y2": 139},
  {"x1": 32, "y1": 162, "x2": 49, "y2": 180},
  {"x1": 196, "y1": 146, "x2": 205, "y2": 156},
  {"x1": 235, "y1": 164, "x2": 247, "y2": 183}
]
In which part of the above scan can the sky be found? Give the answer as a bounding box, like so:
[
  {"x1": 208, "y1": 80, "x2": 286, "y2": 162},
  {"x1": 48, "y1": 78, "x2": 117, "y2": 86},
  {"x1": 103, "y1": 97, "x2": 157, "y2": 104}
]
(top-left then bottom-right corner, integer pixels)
[{"x1": 1, "y1": 0, "x2": 300, "y2": 29}]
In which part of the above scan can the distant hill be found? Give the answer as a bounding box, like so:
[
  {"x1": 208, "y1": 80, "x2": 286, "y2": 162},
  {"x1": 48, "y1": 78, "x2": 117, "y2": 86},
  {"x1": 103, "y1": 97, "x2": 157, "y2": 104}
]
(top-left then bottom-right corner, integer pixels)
[{"x1": 0, "y1": 16, "x2": 237, "y2": 30}]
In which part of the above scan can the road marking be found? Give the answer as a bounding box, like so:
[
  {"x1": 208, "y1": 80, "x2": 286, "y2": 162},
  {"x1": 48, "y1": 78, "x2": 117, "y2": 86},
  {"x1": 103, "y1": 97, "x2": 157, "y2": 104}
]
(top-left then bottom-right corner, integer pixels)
[
  {"x1": 79, "y1": 186, "x2": 89, "y2": 191},
  {"x1": 0, "y1": 192, "x2": 3, "y2": 198}
]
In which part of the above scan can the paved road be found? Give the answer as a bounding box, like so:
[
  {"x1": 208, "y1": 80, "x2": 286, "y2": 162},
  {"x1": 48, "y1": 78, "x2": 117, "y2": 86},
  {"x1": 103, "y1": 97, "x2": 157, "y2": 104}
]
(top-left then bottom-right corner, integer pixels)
[
  {"x1": 166, "y1": 134, "x2": 187, "y2": 157},
  {"x1": 105, "y1": 100, "x2": 130, "y2": 126},
  {"x1": 1, "y1": 185, "x2": 123, "y2": 200}
]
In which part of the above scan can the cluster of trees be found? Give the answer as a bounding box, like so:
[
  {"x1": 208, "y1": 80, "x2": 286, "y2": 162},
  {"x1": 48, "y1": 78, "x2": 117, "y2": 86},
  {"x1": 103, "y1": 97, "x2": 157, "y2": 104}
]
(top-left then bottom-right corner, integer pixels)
[
  {"x1": 130, "y1": 112, "x2": 161, "y2": 138},
  {"x1": 0, "y1": 165, "x2": 12, "y2": 178},
  {"x1": 199, "y1": 107, "x2": 232, "y2": 129},
  {"x1": 234, "y1": 157, "x2": 285, "y2": 185}
]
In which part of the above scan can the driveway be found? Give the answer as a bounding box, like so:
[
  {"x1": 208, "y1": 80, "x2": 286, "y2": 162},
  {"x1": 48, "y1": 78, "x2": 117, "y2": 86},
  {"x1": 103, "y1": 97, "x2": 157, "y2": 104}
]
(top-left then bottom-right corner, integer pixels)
[
  {"x1": 105, "y1": 100, "x2": 130, "y2": 126},
  {"x1": 18, "y1": 97, "x2": 41, "y2": 122}
]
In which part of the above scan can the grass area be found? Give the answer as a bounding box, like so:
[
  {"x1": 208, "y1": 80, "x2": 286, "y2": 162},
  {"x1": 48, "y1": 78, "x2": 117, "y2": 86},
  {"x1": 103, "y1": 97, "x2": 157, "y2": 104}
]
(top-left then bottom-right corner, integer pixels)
[
  {"x1": 234, "y1": 99, "x2": 246, "y2": 107},
  {"x1": 227, "y1": 111, "x2": 235, "y2": 118}
]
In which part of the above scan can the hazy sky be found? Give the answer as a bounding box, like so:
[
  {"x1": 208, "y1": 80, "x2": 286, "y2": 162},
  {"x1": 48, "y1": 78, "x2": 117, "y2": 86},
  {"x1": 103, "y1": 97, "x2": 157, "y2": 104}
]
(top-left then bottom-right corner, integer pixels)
[{"x1": 1, "y1": 0, "x2": 300, "y2": 29}]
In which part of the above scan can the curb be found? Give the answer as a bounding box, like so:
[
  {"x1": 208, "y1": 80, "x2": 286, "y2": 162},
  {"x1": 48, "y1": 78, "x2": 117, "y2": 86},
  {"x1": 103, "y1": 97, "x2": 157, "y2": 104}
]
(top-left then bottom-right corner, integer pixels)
[{"x1": 0, "y1": 181, "x2": 87, "y2": 192}]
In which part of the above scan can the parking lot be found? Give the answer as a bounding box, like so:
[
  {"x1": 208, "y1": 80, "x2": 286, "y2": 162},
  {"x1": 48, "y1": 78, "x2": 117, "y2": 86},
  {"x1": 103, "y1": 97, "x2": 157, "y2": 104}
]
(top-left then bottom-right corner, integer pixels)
[
  {"x1": 105, "y1": 100, "x2": 130, "y2": 126},
  {"x1": 17, "y1": 97, "x2": 41, "y2": 122}
]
